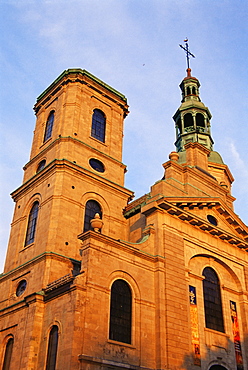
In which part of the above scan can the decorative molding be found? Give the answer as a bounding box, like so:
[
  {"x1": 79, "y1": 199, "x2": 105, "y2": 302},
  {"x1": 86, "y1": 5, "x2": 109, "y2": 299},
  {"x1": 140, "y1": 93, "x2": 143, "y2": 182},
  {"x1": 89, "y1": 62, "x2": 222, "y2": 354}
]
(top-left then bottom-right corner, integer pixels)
[
  {"x1": 78, "y1": 354, "x2": 146, "y2": 369},
  {"x1": 156, "y1": 199, "x2": 248, "y2": 250}
]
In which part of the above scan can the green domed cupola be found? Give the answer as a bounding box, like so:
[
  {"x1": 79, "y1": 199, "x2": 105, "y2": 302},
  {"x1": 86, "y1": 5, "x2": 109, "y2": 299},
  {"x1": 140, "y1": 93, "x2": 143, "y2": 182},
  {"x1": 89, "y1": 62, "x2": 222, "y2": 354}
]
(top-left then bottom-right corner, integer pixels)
[
  {"x1": 174, "y1": 40, "x2": 214, "y2": 152},
  {"x1": 173, "y1": 68, "x2": 213, "y2": 152}
]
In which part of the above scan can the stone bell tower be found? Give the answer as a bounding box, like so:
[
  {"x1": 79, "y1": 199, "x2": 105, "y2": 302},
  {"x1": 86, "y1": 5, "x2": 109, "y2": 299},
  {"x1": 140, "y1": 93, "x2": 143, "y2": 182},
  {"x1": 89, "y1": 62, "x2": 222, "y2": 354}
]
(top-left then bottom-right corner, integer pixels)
[
  {"x1": 0, "y1": 69, "x2": 133, "y2": 370},
  {"x1": 3, "y1": 69, "x2": 133, "y2": 274}
]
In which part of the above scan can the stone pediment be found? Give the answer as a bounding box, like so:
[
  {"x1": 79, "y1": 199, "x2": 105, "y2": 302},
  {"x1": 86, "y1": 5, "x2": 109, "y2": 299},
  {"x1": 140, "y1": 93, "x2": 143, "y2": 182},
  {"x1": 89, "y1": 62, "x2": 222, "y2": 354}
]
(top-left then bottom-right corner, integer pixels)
[{"x1": 143, "y1": 196, "x2": 248, "y2": 250}]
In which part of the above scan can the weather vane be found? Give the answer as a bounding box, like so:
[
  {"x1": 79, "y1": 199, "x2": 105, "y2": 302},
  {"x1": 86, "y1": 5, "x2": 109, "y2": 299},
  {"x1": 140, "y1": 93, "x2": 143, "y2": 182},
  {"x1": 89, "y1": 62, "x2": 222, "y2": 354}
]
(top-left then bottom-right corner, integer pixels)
[{"x1": 179, "y1": 38, "x2": 195, "y2": 70}]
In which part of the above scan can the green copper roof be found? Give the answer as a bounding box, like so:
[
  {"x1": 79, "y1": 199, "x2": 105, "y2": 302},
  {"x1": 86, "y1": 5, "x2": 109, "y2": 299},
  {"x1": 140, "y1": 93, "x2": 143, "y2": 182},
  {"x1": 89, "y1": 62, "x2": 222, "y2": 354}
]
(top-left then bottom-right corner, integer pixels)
[
  {"x1": 36, "y1": 69, "x2": 127, "y2": 103},
  {"x1": 178, "y1": 150, "x2": 224, "y2": 165},
  {"x1": 208, "y1": 151, "x2": 224, "y2": 164}
]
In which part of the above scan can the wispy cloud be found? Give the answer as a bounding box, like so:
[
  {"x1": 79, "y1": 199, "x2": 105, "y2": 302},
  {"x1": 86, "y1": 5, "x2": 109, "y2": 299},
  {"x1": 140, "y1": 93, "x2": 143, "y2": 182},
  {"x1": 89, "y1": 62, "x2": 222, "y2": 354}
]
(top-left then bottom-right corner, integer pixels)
[
  {"x1": 1, "y1": 0, "x2": 247, "y2": 272},
  {"x1": 229, "y1": 141, "x2": 248, "y2": 184}
]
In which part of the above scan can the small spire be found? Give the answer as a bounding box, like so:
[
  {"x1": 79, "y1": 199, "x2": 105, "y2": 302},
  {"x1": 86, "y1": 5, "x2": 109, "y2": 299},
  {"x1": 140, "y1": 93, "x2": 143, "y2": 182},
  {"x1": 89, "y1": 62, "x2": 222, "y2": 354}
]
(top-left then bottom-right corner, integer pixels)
[{"x1": 179, "y1": 39, "x2": 195, "y2": 74}]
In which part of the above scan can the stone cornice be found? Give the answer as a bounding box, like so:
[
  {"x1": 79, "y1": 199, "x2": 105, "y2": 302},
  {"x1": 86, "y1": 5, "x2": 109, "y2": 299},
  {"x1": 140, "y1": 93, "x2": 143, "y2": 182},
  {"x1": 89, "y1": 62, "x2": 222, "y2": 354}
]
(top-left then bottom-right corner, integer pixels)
[
  {"x1": 0, "y1": 292, "x2": 44, "y2": 317},
  {"x1": 208, "y1": 160, "x2": 234, "y2": 183},
  {"x1": 78, "y1": 231, "x2": 165, "y2": 263},
  {"x1": 184, "y1": 141, "x2": 211, "y2": 154},
  {"x1": 34, "y1": 69, "x2": 129, "y2": 116},
  {"x1": 168, "y1": 198, "x2": 247, "y2": 233},
  {"x1": 78, "y1": 354, "x2": 144, "y2": 369},
  {"x1": 142, "y1": 198, "x2": 248, "y2": 251},
  {"x1": 24, "y1": 136, "x2": 126, "y2": 170},
  {"x1": 0, "y1": 252, "x2": 80, "y2": 282},
  {"x1": 11, "y1": 158, "x2": 133, "y2": 201}
]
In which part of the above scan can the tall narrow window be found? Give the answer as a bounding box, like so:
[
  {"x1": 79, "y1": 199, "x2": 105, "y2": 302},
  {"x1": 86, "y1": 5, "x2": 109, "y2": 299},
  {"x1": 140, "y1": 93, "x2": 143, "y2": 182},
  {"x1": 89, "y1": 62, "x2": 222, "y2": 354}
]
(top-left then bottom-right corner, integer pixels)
[
  {"x1": 44, "y1": 111, "x2": 55, "y2": 142},
  {"x1": 25, "y1": 201, "x2": 39, "y2": 246},
  {"x1": 2, "y1": 337, "x2": 14, "y2": 370},
  {"x1": 46, "y1": 326, "x2": 58, "y2": 370},
  {"x1": 203, "y1": 267, "x2": 224, "y2": 333},
  {"x1": 91, "y1": 109, "x2": 106, "y2": 142},
  {"x1": 109, "y1": 279, "x2": 132, "y2": 344},
  {"x1": 83, "y1": 200, "x2": 102, "y2": 232}
]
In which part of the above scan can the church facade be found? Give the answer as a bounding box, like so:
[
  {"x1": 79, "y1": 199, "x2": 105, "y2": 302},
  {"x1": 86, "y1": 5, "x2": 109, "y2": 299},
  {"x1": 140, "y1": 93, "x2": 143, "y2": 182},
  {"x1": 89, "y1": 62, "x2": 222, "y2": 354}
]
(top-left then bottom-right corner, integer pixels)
[{"x1": 0, "y1": 68, "x2": 247, "y2": 370}]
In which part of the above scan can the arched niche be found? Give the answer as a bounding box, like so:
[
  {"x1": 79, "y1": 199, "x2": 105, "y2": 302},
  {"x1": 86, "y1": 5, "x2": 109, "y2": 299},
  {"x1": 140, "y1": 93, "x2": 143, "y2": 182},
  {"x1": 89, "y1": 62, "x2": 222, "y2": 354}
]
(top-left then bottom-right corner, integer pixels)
[
  {"x1": 196, "y1": 112, "x2": 205, "y2": 128},
  {"x1": 184, "y1": 113, "x2": 194, "y2": 128},
  {"x1": 188, "y1": 254, "x2": 242, "y2": 292}
]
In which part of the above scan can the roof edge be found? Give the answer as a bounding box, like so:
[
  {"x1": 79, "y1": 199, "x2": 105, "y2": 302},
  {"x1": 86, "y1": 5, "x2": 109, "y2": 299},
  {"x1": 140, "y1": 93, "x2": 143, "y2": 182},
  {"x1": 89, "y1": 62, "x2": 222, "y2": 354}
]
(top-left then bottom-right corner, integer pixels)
[{"x1": 36, "y1": 69, "x2": 127, "y2": 103}]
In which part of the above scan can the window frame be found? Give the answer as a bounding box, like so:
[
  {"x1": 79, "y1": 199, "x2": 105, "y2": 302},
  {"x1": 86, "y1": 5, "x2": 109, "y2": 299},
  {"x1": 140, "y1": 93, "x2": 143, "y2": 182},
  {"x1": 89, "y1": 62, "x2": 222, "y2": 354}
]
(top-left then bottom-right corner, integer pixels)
[
  {"x1": 109, "y1": 279, "x2": 132, "y2": 344},
  {"x1": 37, "y1": 159, "x2": 46, "y2": 173},
  {"x1": 91, "y1": 109, "x2": 106, "y2": 143},
  {"x1": 16, "y1": 279, "x2": 27, "y2": 297},
  {"x1": 46, "y1": 325, "x2": 59, "y2": 370},
  {"x1": 89, "y1": 158, "x2": 105, "y2": 173},
  {"x1": 2, "y1": 337, "x2": 14, "y2": 370},
  {"x1": 44, "y1": 111, "x2": 55, "y2": 142},
  {"x1": 24, "y1": 201, "x2": 39, "y2": 246},
  {"x1": 202, "y1": 267, "x2": 225, "y2": 333}
]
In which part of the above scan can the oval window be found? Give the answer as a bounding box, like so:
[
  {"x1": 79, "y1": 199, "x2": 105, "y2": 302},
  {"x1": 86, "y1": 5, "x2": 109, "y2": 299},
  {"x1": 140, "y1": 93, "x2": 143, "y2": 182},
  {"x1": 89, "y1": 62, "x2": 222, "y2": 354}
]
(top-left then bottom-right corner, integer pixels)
[
  {"x1": 207, "y1": 214, "x2": 218, "y2": 226},
  {"x1": 89, "y1": 158, "x2": 105, "y2": 173},
  {"x1": 37, "y1": 159, "x2": 46, "y2": 173},
  {"x1": 16, "y1": 280, "x2": 27, "y2": 297}
]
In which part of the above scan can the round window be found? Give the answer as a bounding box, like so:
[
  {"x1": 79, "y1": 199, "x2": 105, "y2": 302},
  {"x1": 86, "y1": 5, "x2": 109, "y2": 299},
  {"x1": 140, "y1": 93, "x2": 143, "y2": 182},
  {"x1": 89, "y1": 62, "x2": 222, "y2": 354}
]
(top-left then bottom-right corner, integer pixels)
[
  {"x1": 207, "y1": 214, "x2": 218, "y2": 226},
  {"x1": 16, "y1": 280, "x2": 27, "y2": 297},
  {"x1": 37, "y1": 159, "x2": 46, "y2": 173},
  {"x1": 89, "y1": 158, "x2": 105, "y2": 173}
]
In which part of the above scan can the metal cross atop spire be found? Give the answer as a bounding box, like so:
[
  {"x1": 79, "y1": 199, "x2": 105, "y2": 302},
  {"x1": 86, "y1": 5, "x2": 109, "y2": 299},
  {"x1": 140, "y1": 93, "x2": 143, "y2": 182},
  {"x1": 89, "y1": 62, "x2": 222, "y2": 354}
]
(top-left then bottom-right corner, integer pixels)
[{"x1": 179, "y1": 39, "x2": 195, "y2": 70}]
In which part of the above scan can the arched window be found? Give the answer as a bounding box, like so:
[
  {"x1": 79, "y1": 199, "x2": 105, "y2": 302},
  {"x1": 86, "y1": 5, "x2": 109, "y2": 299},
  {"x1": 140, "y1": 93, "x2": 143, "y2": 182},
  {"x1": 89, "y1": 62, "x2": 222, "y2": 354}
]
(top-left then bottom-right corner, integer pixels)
[
  {"x1": 186, "y1": 86, "x2": 191, "y2": 95},
  {"x1": 25, "y1": 201, "x2": 39, "y2": 246},
  {"x1": 192, "y1": 86, "x2": 196, "y2": 95},
  {"x1": 109, "y1": 279, "x2": 132, "y2": 344},
  {"x1": 2, "y1": 337, "x2": 14, "y2": 370},
  {"x1": 196, "y1": 113, "x2": 205, "y2": 128},
  {"x1": 184, "y1": 113, "x2": 193, "y2": 128},
  {"x1": 46, "y1": 326, "x2": 58, "y2": 370},
  {"x1": 91, "y1": 109, "x2": 106, "y2": 143},
  {"x1": 209, "y1": 366, "x2": 227, "y2": 370},
  {"x1": 202, "y1": 267, "x2": 224, "y2": 333},
  {"x1": 44, "y1": 111, "x2": 55, "y2": 142},
  {"x1": 83, "y1": 200, "x2": 102, "y2": 232}
]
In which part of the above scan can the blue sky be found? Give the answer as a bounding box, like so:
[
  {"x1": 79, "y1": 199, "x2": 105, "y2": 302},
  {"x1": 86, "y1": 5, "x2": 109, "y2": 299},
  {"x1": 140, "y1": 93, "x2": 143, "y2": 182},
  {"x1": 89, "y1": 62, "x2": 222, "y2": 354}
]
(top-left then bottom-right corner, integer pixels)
[{"x1": 0, "y1": 0, "x2": 247, "y2": 272}]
